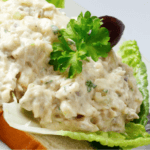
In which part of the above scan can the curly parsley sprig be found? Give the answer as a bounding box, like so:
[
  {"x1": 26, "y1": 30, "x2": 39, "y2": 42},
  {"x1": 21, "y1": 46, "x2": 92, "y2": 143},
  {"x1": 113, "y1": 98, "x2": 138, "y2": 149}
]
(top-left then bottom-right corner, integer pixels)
[{"x1": 49, "y1": 11, "x2": 111, "y2": 78}]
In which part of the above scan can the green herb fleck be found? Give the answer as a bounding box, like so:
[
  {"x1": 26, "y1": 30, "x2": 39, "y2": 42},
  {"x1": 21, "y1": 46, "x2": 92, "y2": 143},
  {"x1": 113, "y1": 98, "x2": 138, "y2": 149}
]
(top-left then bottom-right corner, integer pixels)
[
  {"x1": 64, "y1": 86, "x2": 67, "y2": 92},
  {"x1": 51, "y1": 25, "x2": 59, "y2": 35},
  {"x1": 129, "y1": 87, "x2": 134, "y2": 91},
  {"x1": 31, "y1": 43, "x2": 35, "y2": 46},
  {"x1": 3, "y1": 0, "x2": 8, "y2": 2},
  {"x1": 12, "y1": 92, "x2": 17, "y2": 102},
  {"x1": 93, "y1": 84, "x2": 97, "y2": 89},
  {"x1": 103, "y1": 89, "x2": 108, "y2": 93},
  {"x1": 31, "y1": 84, "x2": 35, "y2": 87},
  {"x1": 45, "y1": 80, "x2": 53, "y2": 84},
  {"x1": 13, "y1": 12, "x2": 23, "y2": 20},
  {"x1": 12, "y1": 92, "x2": 15, "y2": 98},
  {"x1": 49, "y1": 11, "x2": 111, "y2": 78},
  {"x1": 86, "y1": 80, "x2": 97, "y2": 92},
  {"x1": 43, "y1": 68, "x2": 46, "y2": 71},
  {"x1": 4, "y1": 29, "x2": 10, "y2": 33}
]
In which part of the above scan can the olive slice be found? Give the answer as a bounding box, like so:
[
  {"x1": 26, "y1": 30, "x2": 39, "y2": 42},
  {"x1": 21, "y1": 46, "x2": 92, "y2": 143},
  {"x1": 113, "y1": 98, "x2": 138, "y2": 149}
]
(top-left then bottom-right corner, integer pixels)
[{"x1": 99, "y1": 16, "x2": 125, "y2": 47}]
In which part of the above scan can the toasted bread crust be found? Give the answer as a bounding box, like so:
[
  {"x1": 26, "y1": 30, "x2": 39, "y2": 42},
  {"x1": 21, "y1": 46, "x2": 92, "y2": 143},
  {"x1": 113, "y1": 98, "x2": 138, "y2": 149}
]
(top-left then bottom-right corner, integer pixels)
[
  {"x1": 0, "y1": 110, "x2": 46, "y2": 149},
  {"x1": 0, "y1": 109, "x2": 93, "y2": 149}
]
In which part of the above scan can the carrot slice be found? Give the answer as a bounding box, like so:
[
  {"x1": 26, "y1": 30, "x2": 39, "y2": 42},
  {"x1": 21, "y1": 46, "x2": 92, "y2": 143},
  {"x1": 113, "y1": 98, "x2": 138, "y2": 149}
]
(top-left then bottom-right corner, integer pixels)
[{"x1": 0, "y1": 110, "x2": 46, "y2": 149}]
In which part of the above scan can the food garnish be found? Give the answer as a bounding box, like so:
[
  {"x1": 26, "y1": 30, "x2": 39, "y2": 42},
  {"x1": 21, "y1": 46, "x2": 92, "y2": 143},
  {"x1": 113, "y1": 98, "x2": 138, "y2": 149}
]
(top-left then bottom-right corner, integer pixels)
[
  {"x1": 99, "y1": 16, "x2": 125, "y2": 47},
  {"x1": 49, "y1": 11, "x2": 111, "y2": 78},
  {"x1": 118, "y1": 40, "x2": 149, "y2": 126}
]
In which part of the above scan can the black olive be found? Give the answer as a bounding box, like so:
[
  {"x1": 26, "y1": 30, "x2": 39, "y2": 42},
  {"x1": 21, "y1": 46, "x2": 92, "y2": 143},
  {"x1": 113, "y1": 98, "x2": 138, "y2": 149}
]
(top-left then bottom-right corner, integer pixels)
[{"x1": 99, "y1": 16, "x2": 125, "y2": 47}]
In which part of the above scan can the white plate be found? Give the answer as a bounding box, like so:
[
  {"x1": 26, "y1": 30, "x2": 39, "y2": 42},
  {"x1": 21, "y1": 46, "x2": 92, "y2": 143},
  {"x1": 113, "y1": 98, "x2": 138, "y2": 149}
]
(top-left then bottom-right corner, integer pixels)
[{"x1": 1, "y1": 0, "x2": 150, "y2": 149}]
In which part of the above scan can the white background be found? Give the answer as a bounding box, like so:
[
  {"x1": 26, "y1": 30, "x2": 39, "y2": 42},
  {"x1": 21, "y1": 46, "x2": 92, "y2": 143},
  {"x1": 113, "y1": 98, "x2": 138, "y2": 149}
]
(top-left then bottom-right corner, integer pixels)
[{"x1": 72, "y1": 0, "x2": 150, "y2": 61}]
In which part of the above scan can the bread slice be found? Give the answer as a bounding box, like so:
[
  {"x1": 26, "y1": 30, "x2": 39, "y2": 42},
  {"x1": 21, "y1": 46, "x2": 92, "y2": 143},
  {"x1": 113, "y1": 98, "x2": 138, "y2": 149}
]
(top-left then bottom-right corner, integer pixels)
[{"x1": 0, "y1": 109, "x2": 93, "y2": 149}]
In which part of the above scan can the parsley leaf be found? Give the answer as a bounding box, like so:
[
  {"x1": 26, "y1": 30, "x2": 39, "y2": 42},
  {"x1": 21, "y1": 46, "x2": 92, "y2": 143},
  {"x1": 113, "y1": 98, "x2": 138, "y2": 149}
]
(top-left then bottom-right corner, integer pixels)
[{"x1": 49, "y1": 11, "x2": 111, "y2": 78}]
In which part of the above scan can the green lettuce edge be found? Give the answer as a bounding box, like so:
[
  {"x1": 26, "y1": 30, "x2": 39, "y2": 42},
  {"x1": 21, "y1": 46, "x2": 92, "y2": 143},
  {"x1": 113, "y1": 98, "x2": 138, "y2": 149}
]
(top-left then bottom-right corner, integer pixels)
[
  {"x1": 57, "y1": 40, "x2": 150, "y2": 149},
  {"x1": 118, "y1": 40, "x2": 149, "y2": 126},
  {"x1": 46, "y1": 0, "x2": 65, "y2": 8},
  {"x1": 57, "y1": 122, "x2": 150, "y2": 149}
]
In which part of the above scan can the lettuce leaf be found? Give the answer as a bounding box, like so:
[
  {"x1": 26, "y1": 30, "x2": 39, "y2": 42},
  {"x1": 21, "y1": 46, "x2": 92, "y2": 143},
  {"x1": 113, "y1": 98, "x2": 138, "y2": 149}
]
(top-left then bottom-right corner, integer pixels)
[
  {"x1": 58, "y1": 123, "x2": 150, "y2": 149},
  {"x1": 118, "y1": 40, "x2": 149, "y2": 126},
  {"x1": 46, "y1": 0, "x2": 65, "y2": 8},
  {"x1": 57, "y1": 40, "x2": 150, "y2": 149}
]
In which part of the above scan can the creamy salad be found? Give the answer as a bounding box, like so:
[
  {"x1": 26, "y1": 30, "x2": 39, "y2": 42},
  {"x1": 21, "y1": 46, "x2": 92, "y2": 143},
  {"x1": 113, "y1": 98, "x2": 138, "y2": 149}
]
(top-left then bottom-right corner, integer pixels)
[{"x1": 0, "y1": 0, "x2": 143, "y2": 133}]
